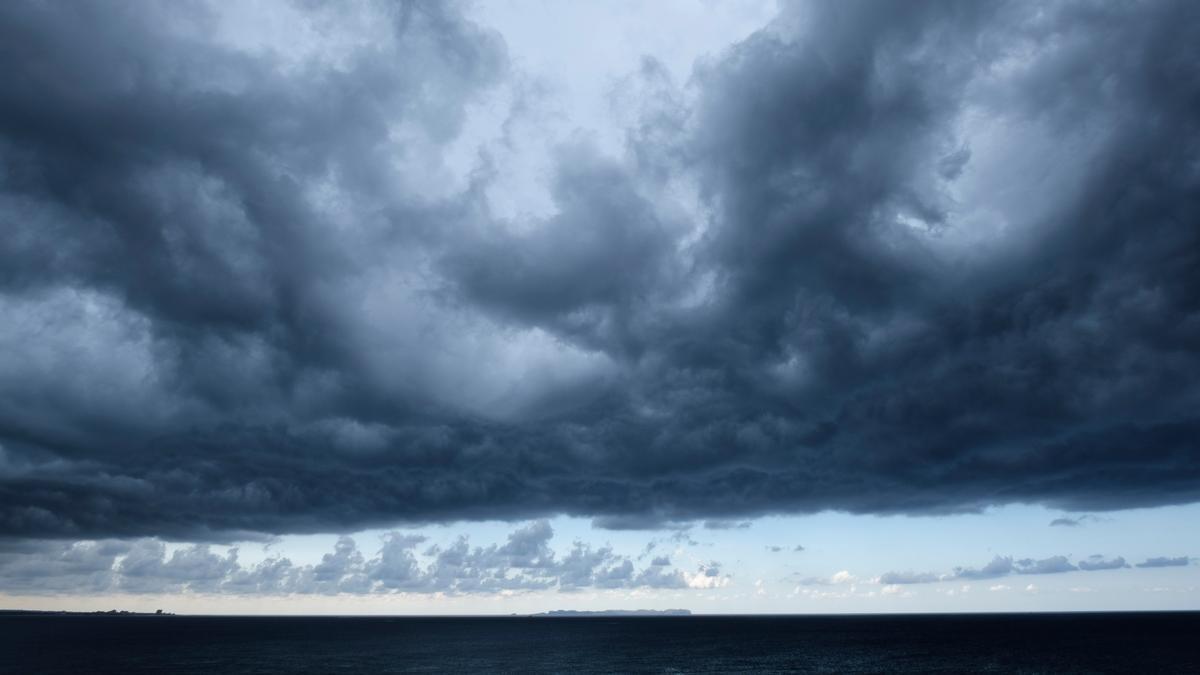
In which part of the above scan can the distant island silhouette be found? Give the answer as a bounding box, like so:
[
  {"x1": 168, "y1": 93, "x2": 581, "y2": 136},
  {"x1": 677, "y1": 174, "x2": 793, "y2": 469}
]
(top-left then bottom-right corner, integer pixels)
[
  {"x1": 0, "y1": 609, "x2": 174, "y2": 616},
  {"x1": 532, "y1": 609, "x2": 691, "y2": 617}
]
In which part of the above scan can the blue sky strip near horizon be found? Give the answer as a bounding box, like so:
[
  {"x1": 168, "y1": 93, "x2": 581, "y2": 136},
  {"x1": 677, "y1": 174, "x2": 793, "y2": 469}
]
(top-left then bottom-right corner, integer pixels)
[
  {"x1": 0, "y1": 0, "x2": 1197, "y2": 614},
  {"x1": 3, "y1": 505, "x2": 1198, "y2": 614}
]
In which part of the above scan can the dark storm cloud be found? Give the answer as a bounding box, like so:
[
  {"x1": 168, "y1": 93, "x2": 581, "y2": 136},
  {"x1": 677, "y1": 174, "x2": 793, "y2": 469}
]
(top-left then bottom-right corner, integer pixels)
[
  {"x1": 1, "y1": 0, "x2": 1199, "y2": 541},
  {"x1": 702, "y1": 520, "x2": 752, "y2": 531},
  {"x1": 1050, "y1": 516, "x2": 1095, "y2": 528},
  {"x1": 0, "y1": 521, "x2": 694, "y2": 595},
  {"x1": 590, "y1": 516, "x2": 694, "y2": 532}
]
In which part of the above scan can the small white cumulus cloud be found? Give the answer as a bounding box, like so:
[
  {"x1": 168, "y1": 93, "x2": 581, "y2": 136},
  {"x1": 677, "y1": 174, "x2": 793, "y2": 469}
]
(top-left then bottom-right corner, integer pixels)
[{"x1": 880, "y1": 584, "x2": 914, "y2": 598}]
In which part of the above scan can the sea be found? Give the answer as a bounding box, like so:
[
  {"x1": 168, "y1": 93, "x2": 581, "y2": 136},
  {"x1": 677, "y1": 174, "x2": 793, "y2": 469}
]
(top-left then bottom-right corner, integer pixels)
[{"x1": 4, "y1": 612, "x2": 1198, "y2": 673}]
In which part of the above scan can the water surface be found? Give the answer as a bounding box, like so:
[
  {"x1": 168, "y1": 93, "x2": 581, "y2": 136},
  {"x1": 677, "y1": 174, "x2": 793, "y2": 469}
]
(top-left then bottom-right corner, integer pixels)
[{"x1": 5, "y1": 612, "x2": 1198, "y2": 673}]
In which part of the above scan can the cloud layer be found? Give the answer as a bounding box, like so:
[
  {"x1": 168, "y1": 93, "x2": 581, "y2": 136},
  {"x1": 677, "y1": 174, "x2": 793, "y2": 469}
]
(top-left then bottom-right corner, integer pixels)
[
  {"x1": 882, "y1": 553, "x2": 1190, "y2": 585},
  {"x1": 0, "y1": 521, "x2": 715, "y2": 595},
  {"x1": 1, "y1": 0, "x2": 1199, "y2": 540}
]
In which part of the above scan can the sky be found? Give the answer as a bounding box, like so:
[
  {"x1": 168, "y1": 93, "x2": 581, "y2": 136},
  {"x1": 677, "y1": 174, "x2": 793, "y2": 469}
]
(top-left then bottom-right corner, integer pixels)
[{"x1": 0, "y1": 0, "x2": 1197, "y2": 614}]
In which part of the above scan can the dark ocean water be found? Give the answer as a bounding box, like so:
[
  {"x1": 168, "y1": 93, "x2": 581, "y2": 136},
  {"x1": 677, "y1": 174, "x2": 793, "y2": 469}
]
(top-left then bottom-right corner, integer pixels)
[{"x1": 4, "y1": 612, "x2": 1199, "y2": 674}]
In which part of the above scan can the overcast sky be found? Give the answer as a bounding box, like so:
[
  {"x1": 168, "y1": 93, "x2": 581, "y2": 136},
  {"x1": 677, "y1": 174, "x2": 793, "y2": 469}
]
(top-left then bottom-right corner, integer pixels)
[{"x1": 0, "y1": 0, "x2": 1197, "y2": 613}]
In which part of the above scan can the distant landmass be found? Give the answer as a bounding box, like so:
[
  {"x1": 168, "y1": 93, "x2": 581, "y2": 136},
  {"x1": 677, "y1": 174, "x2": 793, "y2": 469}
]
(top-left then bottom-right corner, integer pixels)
[
  {"x1": 0, "y1": 609, "x2": 174, "y2": 616},
  {"x1": 533, "y1": 609, "x2": 691, "y2": 617}
]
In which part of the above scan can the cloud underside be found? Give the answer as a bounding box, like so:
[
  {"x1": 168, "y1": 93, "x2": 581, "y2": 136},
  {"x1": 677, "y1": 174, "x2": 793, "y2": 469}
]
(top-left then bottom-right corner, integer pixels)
[
  {"x1": 1, "y1": 0, "x2": 1199, "y2": 540},
  {"x1": 0, "y1": 521, "x2": 719, "y2": 596}
]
